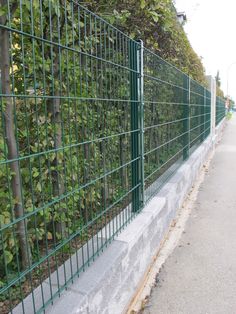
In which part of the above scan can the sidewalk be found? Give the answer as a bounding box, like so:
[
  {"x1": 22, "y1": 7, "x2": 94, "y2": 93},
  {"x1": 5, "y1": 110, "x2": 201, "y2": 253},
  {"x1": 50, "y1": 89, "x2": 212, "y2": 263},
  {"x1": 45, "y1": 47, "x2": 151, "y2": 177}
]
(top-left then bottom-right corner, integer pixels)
[{"x1": 143, "y1": 116, "x2": 236, "y2": 314}]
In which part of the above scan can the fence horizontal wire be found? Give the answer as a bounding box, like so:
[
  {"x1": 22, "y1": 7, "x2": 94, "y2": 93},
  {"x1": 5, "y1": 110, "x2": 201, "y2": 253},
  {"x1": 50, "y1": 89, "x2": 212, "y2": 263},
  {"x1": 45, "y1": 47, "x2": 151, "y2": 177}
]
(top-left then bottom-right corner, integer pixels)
[
  {"x1": 0, "y1": 1, "x2": 213, "y2": 313},
  {"x1": 216, "y1": 96, "x2": 226, "y2": 126}
]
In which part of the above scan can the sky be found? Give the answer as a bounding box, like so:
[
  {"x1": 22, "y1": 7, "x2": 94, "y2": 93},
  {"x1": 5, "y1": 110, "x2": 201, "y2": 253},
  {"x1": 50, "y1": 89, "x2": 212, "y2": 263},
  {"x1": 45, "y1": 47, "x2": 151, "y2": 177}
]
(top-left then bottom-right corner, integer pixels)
[{"x1": 175, "y1": 0, "x2": 236, "y2": 101}]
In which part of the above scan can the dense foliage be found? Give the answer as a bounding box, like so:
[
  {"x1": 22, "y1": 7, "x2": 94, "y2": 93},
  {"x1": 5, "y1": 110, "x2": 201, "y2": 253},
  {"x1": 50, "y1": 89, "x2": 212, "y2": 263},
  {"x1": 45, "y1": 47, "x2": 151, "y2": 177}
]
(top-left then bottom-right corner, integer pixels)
[{"x1": 84, "y1": 0, "x2": 207, "y2": 84}]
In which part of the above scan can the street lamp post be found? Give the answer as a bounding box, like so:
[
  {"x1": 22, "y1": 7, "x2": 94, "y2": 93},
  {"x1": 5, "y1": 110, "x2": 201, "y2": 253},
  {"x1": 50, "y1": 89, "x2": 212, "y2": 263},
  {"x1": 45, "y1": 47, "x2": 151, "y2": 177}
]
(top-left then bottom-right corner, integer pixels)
[
  {"x1": 226, "y1": 61, "x2": 236, "y2": 98},
  {"x1": 226, "y1": 62, "x2": 236, "y2": 111}
]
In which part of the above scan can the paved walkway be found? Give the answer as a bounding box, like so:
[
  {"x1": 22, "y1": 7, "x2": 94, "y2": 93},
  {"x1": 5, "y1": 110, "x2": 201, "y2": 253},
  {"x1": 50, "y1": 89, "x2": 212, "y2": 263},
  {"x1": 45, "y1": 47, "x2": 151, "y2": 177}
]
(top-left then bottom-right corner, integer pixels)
[{"x1": 143, "y1": 116, "x2": 236, "y2": 314}]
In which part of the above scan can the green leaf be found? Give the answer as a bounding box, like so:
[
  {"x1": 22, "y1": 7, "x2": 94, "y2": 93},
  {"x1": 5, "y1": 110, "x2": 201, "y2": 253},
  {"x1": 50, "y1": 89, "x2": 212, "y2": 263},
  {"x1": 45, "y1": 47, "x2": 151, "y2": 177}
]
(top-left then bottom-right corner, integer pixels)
[
  {"x1": 0, "y1": 5, "x2": 7, "y2": 16},
  {"x1": 33, "y1": 170, "x2": 39, "y2": 178},
  {"x1": 36, "y1": 182, "x2": 42, "y2": 192},
  {"x1": 5, "y1": 251, "x2": 13, "y2": 265},
  {"x1": 0, "y1": 214, "x2": 4, "y2": 225},
  {"x1": 22, "y1": 0, "x2": 30, "y2": 11},
  {"x1": 47, "y1": 232, "x2": 53, "y2": 240},
  {"x1": 140, "y1": 0, "x2": 146, "y2": 9},
  {"x1": 150, "y1": 11, "x2": 159, "y2": 23}
]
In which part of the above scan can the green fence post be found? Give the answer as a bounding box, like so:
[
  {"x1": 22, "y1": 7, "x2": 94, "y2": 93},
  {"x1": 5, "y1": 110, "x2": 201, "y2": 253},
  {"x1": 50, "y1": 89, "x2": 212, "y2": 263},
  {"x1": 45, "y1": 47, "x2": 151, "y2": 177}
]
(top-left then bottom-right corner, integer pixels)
[
  {"x1": 129, "y1": 41, "x2": 140, "y2": 212},
  {"x1": 215, "y1": 97, "x2": 217, "y2": 126},
  {"x1": 138, "y1": 40, "x2": 145, "y2": 207},
  {"x1": 199, "y1": 87, "x2": 205, "y2": 143},
  {"x1": 183, "y1": 75, "x2": 190, "y2": 160},
  {"x1": 206, "y1": 90, "x2": 210, "y2": 138},
  {"x1": 202, "y1": 87, "x2": 206, "y2": 141}
]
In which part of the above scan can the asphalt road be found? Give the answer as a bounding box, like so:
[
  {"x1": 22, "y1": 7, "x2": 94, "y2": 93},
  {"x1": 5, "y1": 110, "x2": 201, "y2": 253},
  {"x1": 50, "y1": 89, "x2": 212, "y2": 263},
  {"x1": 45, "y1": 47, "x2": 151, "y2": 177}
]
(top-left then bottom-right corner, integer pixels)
[{"x1": 143, "y1": 116, "x2": 236, "y2": 314}]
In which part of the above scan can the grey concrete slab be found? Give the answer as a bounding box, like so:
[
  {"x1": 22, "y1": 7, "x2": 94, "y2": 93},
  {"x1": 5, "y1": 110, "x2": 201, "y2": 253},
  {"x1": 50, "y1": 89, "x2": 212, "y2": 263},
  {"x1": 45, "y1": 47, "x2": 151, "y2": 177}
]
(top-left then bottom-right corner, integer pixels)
[
  {"x1": 46, "y1": 239, "x2": 128, "y2": 314},
  {"x1": 143, "y1": 117, "x2": 236, "y2": 314}
]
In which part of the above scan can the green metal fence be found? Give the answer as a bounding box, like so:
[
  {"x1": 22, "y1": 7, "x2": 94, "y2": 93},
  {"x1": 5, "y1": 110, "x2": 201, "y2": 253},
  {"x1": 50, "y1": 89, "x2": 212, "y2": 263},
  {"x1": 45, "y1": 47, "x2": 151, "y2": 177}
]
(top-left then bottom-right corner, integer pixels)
[
  {"x1": 142, "y1": 48, "x2": 211, "y2": 201},
  {"x1": 216, "y1": 96, "x2": 226, "y2": 126},
  {"x1": 189, "y1": 79, "x2": 211, "y2": 152},
  {"x1": 0, "y1": 1, "x2": 214, "y2": 313}
]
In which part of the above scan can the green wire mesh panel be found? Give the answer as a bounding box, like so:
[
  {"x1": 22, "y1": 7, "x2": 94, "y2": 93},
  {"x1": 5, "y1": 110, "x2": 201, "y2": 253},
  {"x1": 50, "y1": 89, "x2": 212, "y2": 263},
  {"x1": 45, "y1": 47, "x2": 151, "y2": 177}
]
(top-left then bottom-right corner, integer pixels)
[
  {"x1": 0, "y1": 1, "x2": 141, "y2": 313},
  {"x1": 216, "y1": 96, "x2": 226, "y2": 125},
  {"x1": 189, "y1": 79, "x2": 205, "y2": 153},
  {"x1": 205, "y1": 89, "x2": 211, "y2": 138},
  {"x1": 143, "y1": 48, "x2": 188, "y2": 202},
  {"x1": 189, "y1": 79, "x2": 211, "y2": 153}
]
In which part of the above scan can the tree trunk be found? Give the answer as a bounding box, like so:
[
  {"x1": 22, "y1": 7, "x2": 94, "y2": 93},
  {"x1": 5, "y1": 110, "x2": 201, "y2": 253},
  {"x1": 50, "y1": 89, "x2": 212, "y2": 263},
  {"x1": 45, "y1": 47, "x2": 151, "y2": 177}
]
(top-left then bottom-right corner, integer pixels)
[
  {"x1": 150, "y1": 104, "x2": 155, "y2": 165},
  {"x1": 82, "y1": 126, "x2": 90, "y2": 223},
  {"x1": 119, "y1": 105, "x2": 128, "y2": 189},
  {"x1": 98, "y1": 109, "x2": 108, "y2": 210},
  {"x1": 49, "y1": 51, "x2": 66, "y2": 239},
  {"x1": 0, "y1": 3, "x2": 31, "y2": 269},
  {"x1": 99, "y1": 140, "x2": 107, "y2": 207}
]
